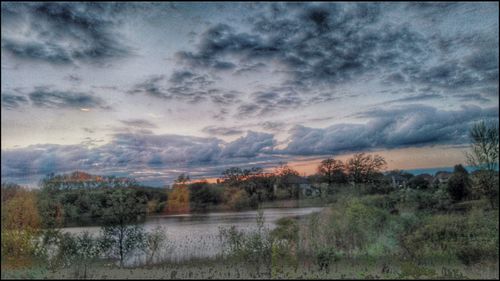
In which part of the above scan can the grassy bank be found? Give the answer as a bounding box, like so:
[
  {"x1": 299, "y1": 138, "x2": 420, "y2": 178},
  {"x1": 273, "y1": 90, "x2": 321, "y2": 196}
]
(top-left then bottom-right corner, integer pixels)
[
  {"x1": 2, "y1": 255, "x2": 498, "y2": 279},
  {"x1": 2, "y1": 183, "x2": 499, "y2": 279}
]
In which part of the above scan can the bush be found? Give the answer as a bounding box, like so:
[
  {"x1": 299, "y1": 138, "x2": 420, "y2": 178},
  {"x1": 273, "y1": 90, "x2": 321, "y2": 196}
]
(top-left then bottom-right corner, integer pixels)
[
  {"x1": 270, "y1": 217, "x2": 299, "y2": 242},
  {"x1": 447, "y1": 171, "x2": 470, "y2": 202},
  {"x1": 271, "y1": 240, "x2": 298, "y2": 277},
  {"x1": 401, "y1": 209, "x2": 498, "y2": 263},
  {"x1": 315, "y1": 246, "x2": 339, "y2": 271},
  {"x1": 219, "y1": 210, "x2": 272, "y2": 270},
  {"x1": 408, "y1": 176, "x2": 430, "y2": 190},
  {"x1": 456, "y1": 243, "x2": 492, "y2": 266},
  {"x1": 360, "y1": 194, "x2": 397, "y2": 210},
  {"x1": 395, "y1": 188, "x2": 451, "y2": 211},
  {"x1": 302, "y1": 199, "x2": 390, "y2": 259}
]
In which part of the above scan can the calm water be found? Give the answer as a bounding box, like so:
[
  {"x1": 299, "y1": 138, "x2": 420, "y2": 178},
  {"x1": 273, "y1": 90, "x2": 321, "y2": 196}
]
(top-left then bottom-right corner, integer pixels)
[{"x1": 62, "y1": 207, "x2": 322, "y2": 265}]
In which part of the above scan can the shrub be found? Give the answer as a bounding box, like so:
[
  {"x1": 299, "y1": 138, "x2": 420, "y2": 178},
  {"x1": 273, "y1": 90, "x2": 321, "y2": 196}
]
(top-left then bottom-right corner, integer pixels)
[
  {"x1": 447, "y1": 166, "x2": 470, "y2": 202},
  {"x1": 456, "y1": 243, "x2": 491, "y2": 266},
  {"x1": 271, "y1": 240, "x2": 298, "y2": 277},
  {"x1": 303, "y1": 199, "x2": 389, "y2": 259},
  {"x1": 270, "y1": 217, "x2": 299, "y2": 242},
  {"x1": 219, "y1": 210, "x2": 272, "y2": 271},
  {"x1": 401, "y1": 209, "x2": 498, "y2": 264},
  {"x1": 407, "y1": 176, "x2": 430, "y2": 190},
  {"x1": 360, "y1": 194, "x2": 397, "y2": 210},
  {"x1": 315, "y1": 246, "x2": 339, "y2": 271}
]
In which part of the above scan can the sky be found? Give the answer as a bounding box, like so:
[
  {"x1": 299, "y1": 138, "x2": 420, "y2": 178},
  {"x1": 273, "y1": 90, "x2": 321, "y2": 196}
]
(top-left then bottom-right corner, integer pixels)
[{"x1": 1, "y1": 2, "x2": 499, "y2": 187}]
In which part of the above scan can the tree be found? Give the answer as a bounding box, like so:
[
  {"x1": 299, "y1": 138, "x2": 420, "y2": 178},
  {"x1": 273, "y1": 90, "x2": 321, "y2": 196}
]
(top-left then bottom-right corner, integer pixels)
[
  {"x1": 189, "y1": 181, "x2": 220, "y2": 212},
  {"x1": 174, "y1": 173, "x2": 190, "y2": 185},
  {"x1": 221, "y1": 167, "x2": 263, "y2": 188},
  {"x1": 346, "y1": 153, "x2": 387, "y2": 184},
  {"x1": 166, "y1": 178, "x2": 190, "y2": 214},
  {"x1": 1, "y1": 182, "x2": 22, "y2": 203},
  {"x1": 466, "y1": 120, "x2": 499, "y2": 208},
  {"x1": 38, "y1": 177, "x2": 65, "y2": 228},
  {"x1": 466, "y1": 120, "x2": 499, "y2": 171},
  {"x1": 407, "y1": 175, "x2": 430, "y2": 190},
  {"x1": 1, "y1": 188, "x2": 41, "y2": 265},
  {"x1": 446, "y1": 164, "x2": 470, "y2": 202},
  {"x1": 274, "y1": 164, "x2": 301, "y2": 199},
  {"x1": 317, "y1": 158, "x2": 346, "y2": 185},
  {"x1": 143, "y1": 226, "x2": 168, "y2": 265},
  {"x1": 100, "y1": 189, "x2": 147, "y2": 267}
]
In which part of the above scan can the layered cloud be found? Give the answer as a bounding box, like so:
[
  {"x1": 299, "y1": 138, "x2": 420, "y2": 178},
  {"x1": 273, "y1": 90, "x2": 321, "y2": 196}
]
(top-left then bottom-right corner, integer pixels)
[
  {"x1": 171, "y1": 2, "x2": 498, "y2": 114},
  {"x1": 2, "y1": 104, "x2": 498, "y2": 185},
  {"x1": 1, "y1": 87, "x2": 109, "y2": 110},
  {"x1": 283, "y1": 105, "x2": 499, "y2": 155},
  {"x1": 1, "y1": 2, "x2": 132, "y2": 65},
  {"x1": 127, "y1": 72, "x2": 242, "y2": 106},
  {"x1": 1, "y1": 94, "x2": 29, "y2": 109}
]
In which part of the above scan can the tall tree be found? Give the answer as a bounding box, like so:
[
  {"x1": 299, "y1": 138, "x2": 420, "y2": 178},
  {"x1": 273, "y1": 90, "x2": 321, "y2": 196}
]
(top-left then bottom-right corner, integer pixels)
[
  {"x1": 1, "y1": 188, "x2": 41, "y2": 263},
  {"x1": 447, "y1": 164, "x2": 470, "y2": 202},
  {"x1": 274, "y1": 164, "x2": 301, "y2": 198},
  {"x1": 100, "y1": 189, "x2": 147, "y2": 267},
  {"x1": 346, "y1": 153, "x2": 387, "y2": 185},
  {"x1": 317, "y1": 158, "x2": 346, "y2": 185},
  {"x1": 466, "y1": 120, "x2": 499, "y2": 171},
  {"x1": 466, "y1": 120, "x2": 499, "y2": 208}
]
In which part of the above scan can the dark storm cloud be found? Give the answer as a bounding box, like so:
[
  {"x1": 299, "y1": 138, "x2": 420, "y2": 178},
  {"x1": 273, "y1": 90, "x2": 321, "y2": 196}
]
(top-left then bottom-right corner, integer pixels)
[
  {"x1": 177, "y1": 3, "x2": 429, "y2": 88},
  {"x1": 283, "y1": 104, "x2": 499, "y2": 155},
  {"x1": 1, "y1": 2, "x2": 132, "y2": 65},
  {"x1": 176, "y1": 23, "x2": 266, "y2": 70},
  {"x1": 28, "y1": 87, "x2": 108, "y2": 109},
  {"x1": 175, "y1": 2, "x2": 497, "y2": 107},
  {"x1": 1, "y1": 94, "x2": 29, "y2": 109}
]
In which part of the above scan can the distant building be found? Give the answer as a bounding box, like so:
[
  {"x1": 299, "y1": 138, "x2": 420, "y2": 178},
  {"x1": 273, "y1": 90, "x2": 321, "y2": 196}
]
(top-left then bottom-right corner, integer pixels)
[
  {"x1": 390, "y1": 174, "x2": 408, "y2": 188},
  {"x1": 418, "y1": 173, "x2": 434, "y2": 185},
  {"x1": 433, "y1": 171, "x2": 452, "y2": 185}
]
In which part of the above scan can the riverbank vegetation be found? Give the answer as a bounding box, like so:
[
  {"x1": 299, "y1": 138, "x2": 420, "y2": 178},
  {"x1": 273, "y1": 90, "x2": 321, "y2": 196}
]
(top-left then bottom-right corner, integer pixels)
[{"x1": 1, "y1": 120, "x2": 499, "y2": 279}]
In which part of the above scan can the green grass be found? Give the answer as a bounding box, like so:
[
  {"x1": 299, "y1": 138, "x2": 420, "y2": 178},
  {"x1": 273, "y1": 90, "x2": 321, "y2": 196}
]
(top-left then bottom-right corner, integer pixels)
[{"x1": 2, "y1": 256, "x2": 498, "y2": 279}]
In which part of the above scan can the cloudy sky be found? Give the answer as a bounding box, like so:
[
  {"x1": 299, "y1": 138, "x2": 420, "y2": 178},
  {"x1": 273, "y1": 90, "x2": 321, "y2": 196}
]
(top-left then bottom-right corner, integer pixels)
[{"x1": 1, "y1": 2, "x2": 498, "y2": 186}]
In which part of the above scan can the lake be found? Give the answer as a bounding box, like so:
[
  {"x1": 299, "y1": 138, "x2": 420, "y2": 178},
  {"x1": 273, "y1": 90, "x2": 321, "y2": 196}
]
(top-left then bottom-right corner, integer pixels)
[{"x1": 62, "y1": 207, "x2": 323, "y2": 265}]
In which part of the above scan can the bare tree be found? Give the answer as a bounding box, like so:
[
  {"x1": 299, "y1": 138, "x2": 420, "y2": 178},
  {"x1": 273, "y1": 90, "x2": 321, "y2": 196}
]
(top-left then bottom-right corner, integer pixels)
[
  {"x1": 346, "y1": 153, "x2": 387, "y2": 185},
  {"x1": 466, "y1": 120, "x2": 499, "y2": 172},
  {"x1": 317, "y1": 158, "x2": 346, "y2": 185},
  {"x1": 466, "y1": 120, "x2": 499, "y2": 208}
]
